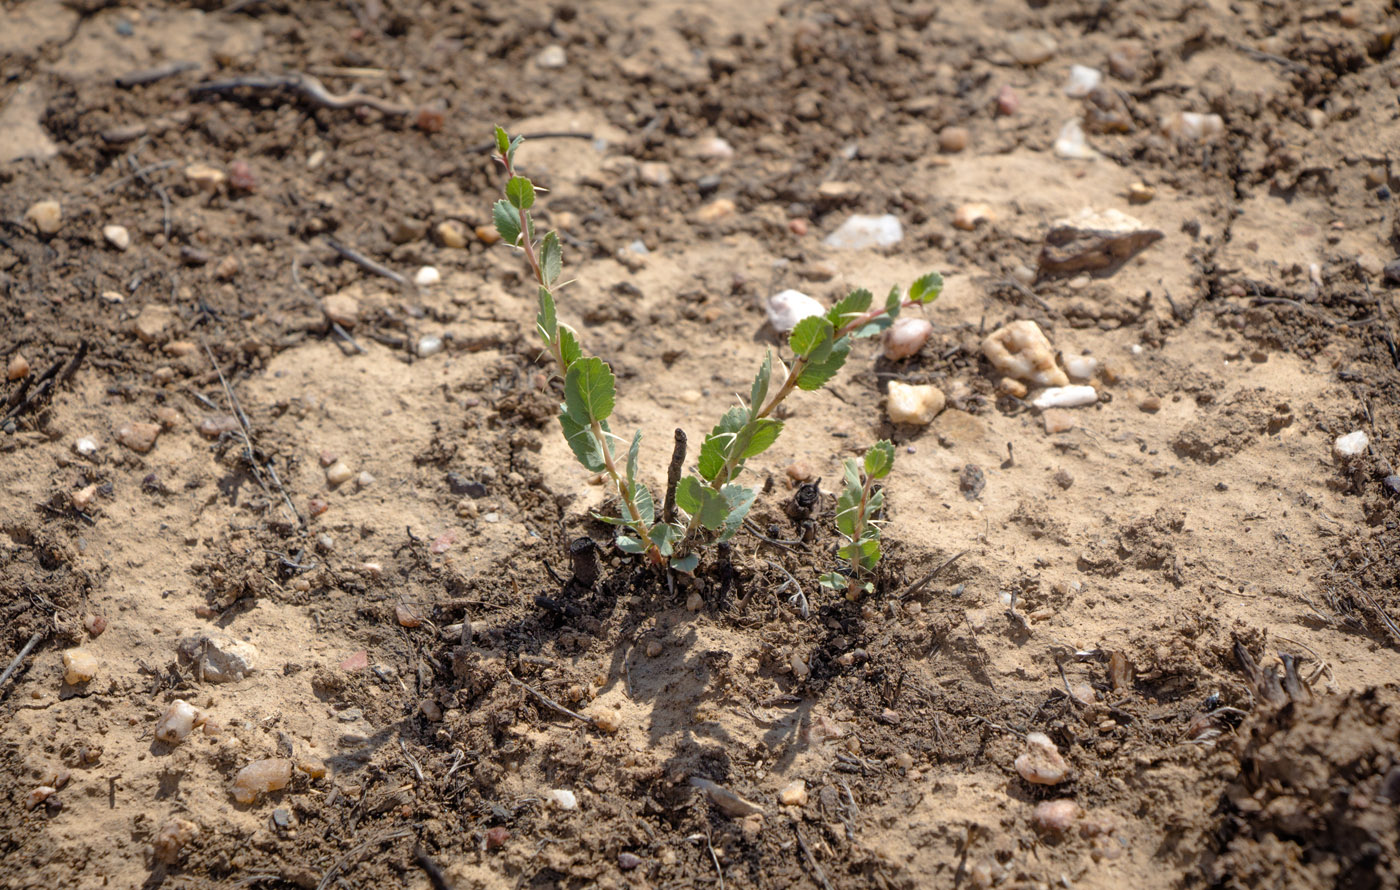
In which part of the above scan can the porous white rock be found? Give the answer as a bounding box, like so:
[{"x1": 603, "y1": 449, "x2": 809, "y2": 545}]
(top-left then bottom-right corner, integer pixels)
[
  {"x1": 766, "y1": 289, "x2": 824, "y2": 333},
  {"x1": 982, "y1": 320, "x2": 1068, "y2": 387},
  {"x1": 1334, "y1": 430, "x2": 1369, "y2": 460},
  {"x1": 886, "y1": 381, "x2": 946, "y2": 425},
  {"x1": 823, "y1": 214, "x2": 903, "y2": 249},
  {"x1": 1053, "y1": 120, "x2": 1098, "y2": 160},
  {"x1": 544, "y1": 789, "x2": 578, "y2": 810},
  {"x1": 1031, "y1": 385, "x2": 1098, "y2": 409},
  {"x1": 535, "y1": 45, "x2": 567, "y2": 69},
  {"x1": 1062, "y1": 353, "x2": 1099, "y2": 382},
  {"x1": 1064, "y1": 65, "x2": 1102, "y2": 97}
]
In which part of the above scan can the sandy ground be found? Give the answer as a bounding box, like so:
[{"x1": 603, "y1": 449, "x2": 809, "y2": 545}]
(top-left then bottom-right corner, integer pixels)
[{"x1": 2, "y1": 1, "x2": 1399, "y2": 889}]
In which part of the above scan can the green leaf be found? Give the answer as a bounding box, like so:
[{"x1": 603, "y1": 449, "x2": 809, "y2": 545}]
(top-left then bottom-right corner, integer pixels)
[
  {"x1": 563, "y1": 357, "x2": 615, "y2": 424},
  {"x1": 626, "y1": 430, "x2": 641, "y2": 487},
  {"x1": 842, "y1": 458, "x2": 862, "y2": 489},
  {"x1": 909, "y1": 272, "x2": 944, "y2": 304},
  {"x1": 671, "y1": 553, "x2": 700, "y2": 574},
  {"x1": 616, "y1": 535, "x2": 648, "y2": 554},
  {"x1": 493, "y1": 200, "x2": 521, "y2": 246},
  {"x1": 789, "y1": 316, "x2": 832, "y2": 359},
  {"x1": 698, "y1": 407, "x2": 746, "y2": 481},
  {"x1": 536, "y1": 287, "x2": 557, "y2": 343},
  {"x1": 863, "y1": 440, "x2": 895, "y2": 480},
  {"x1": 839, "y1": 537, "x2": 881, "y2": 572},
  {"x1": 795, "y1": 339, "x2": 850, "y2": 391},
  {"x1": 835, "y1": 484, "x2": 861, "y2": 538},
  {"x1": 506, "y1": 176, "x2": 535, "y2": 210},
  {"x1": 507, "y1": 134, "x2": 524, "y2": 165},
  {"x1": 675, "y1": 475, "x2": 705, "y2": 515},
  {"x1": 718, "y1": 484, "x2": 756, "y2": 542},
  {"x1": 740, "y1": 418, "x2": 783, "y2": 459},
  {"x1": 494, "y1": 126, "x2": 510, "y2": 156},
  {"x1": 748, "y1": 351, "x2": 772, "y2": 420},
  {"x1": 651, "y1": 523, "x2": 681, "y2": 557},
  {"x1": 558, "y1": 326, "x2": 582, "y2": 369},
  {"x1": 851, "y1": 316, "x2": 895, "y2": 339},
  {"x1": 819, "y1": 572, "x2": 848, "y2": 591},
  {"x1": 696, "y1": 486, "x2": 730, "y2": 531},
  {"x1": 885, "y1": 284, "x2": 902, "y2": 313},
  {"x1": 540, "y1": 232, "x2": 563, "y2": 287},
  {"x1": 633, "y1": 482, "x2": 655, "y2": 527},
  {"x1": 559, "y1": 412, "x2": 606, "y2": 473},
  {"x1": 825, "y1": 288, "x2": 872, "y2": 329}
]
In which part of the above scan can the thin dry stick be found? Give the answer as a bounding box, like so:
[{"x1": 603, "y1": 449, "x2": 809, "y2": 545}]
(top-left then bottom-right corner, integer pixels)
[
  {"x1": 0, "y1": 631, "x2": 45, "y2": 693},
  {"x1": 504, "y1": 671, "x2": 595, "y2": 726},
  {"x1": 315, "y1": 829, "x2": 413, "y2": 890},
  {"x1": 190, "y1": 73, "x2": 410, "y2": 115},
  {"x1": 903, "y1": 549, "x2": 969, "y2": 599},
  {"x1": 321, "y1": 235, "x2": 410, "y2": 288}
]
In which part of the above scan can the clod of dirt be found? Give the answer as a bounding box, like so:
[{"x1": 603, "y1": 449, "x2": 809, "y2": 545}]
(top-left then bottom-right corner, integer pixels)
[
  {"x1": 1033, "y1": 799, "x2": 1082, "y2": 833},
  {"x1": 1038, "y1": 209, "x2": 1163, "y2": 278},
  {"x1": 1015, "y1": 732, "x2": 1070, "y2": 785},
  {"x1": 779, "y1": 779, "x2": 808, "y2": 807},
  {"x1": 690, "y1": 777, "x2": 764, "y2": 818},
  {"x1": 152, "y1": 817, "x2": 199, "y2": 865},
  {"x1": 1031, "y1": 385, "x2": 1098, "y2": 410},
  {"x1": 886, "y1": 381, "x2": 945, "y2": 425},
  {"x1": 231, "y1": 758, "x2": 292, "y2": 804},
  {"x1": 322, "y1": 293, "x2": 359, "y2": 329},
  {"x1": 61, "y1": 648, "x2": 98, "y2": 685},
  {"x1": 131, "y1": 305, "x2": 172, "y2": 344},
  {"x1": 766, "y1": 289, "x2": 823, "y2": 333},
  {"x1": 883, "y1": 317, "x2": 933, "y2": 359},
  {"x1": 982, "y1": 320, "x2": 1068, "y2": 388},
  {"x1": 1161, "y1": 111, "x2": 1224, "y2": 144},
  {"x1": 177, "y1": 634, "x2": 257, "y2": 683},
  {"x1": 7, "y1": 354, "x2": 30, "y2": 380},
  {"x1": 155, "y1": 699, "x2": 206, "y2": 746},
  {"x1": 24, "y1": 199, "x2": 61, "y2": 235},
  {"x1": 824, "y1": 214, "x2": 903, "y2": 250}
]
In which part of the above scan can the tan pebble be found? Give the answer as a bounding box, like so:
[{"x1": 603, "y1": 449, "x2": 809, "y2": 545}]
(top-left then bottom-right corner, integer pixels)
[
  {"x1": 686, "y1": 591, "x2": 704, "y2": 612},
  {"x1": 155, "y1": 406, "x2": 181, "y2": 429},
  {"x1": 62, "y1": 648, "x2": 99, "y2": 685},
  {"x1": 155, "y1": 699, "x2": 205, "y2": 746},
  {"x1": 1042, "y1": 409, "x2": 1076, "y2": 434},
  {"x1": 231, "y1": 758, "x2": 293, "y2": 804},
  {"x1": 131, "y1": 304, "x2": 172, "y2": 344},
  {"x1": 197, "y1": 415, "x2": 240, "y2": 439},
  {"x1": 1128, "y1": 182, "x2": 1155, "y2": 204},
  {"x1": 185, "y1": 163, "x2": 226, "y2": 191},
  {"x1": 1015, "y1": 732, "x2": 1070, "y2": 785},
  {"x1": 1028, "y1": 607, "x2": 1054, "y2": 622},
  {"x1": 475, "y1": 225, "x2": 501, "y2": 245},
  {"x1": 163, "y1": 340, "x2": 196, "y2": 357},
  {"x1": 998, "y1": 377, "x2": 1028, "y2": 399},
  {"x1": 71, "y1": 483, "x2": 98, "y2": 511},
  {"x1": 645, "y1": 640, "x2": 663, "y2": 658},
  {"x1": 1071, "y1": 683, "x2": 1096, "y2": 705},
  {"x1": 591, "y1": 711, "x2": 621, "y2": 733},
  {"x1": 25, "y1": 200, "x2": 61, "y2": 235},
  {"x1": 785, "y1": 461, "x2": 815, "y2": 482},
  {"x1": 788, "y1": 218, "x2": 808, "y2": 236},
  {"x1": 938, "y1": 126, "x2": 970, "y2": 153},
  {"x1": 695, "y1": 198, "x2": 736, "y2": 223},
  {"x1": 790, "y1": 651, "x2": 810, "y2": 681},
  {"x1": 395, "y1": 603, "x2": 423, "y2": 628},
  {"x1": 982, "y1": 320, "x2": 1068, "y2": 387},
  {"x1": 1139, "y1": 395, "x2": 1161, "y2": 413},
  {"x1": 153, "y1": 817, "x2": 199, "y2": 865},
  {"x1": 152, "y1": 367, "x2": 175, "y2": 385},
  {"x1": 905, "y1": 600, "x2": 922, "y2": 616},
  {"x1": 84, "y1": 614, "x2": 107, "y2": 637},
  {"x1": 325, "y1": 461, "x2": 353, "y2": 486},
  {"x1": 116, "y1": 421, "x2": 161, "y2": 453},
  {"x1": 419, "y1": 699, "x2": 443, "y2": 721},
  {"x1": 639, "y1": 161, "x2": 672, "y2": 186},
  {"x1": 214, "y1": 256, "x2": 239, "y2": 280},
  {"x1": 1034, "y1": 799, "x2": 1082, "y2": 833},
  {"x1": 322, "y1": 293, "x2": 358, "y2": 329},
  {"x1": 103, "y1": 224, "x2": 131, "y2": 251},
  {"x1": 886, "y1": 381, "x2": 945, "y2": 425},
  {"x1": 778, "y1": 779, "x2": 808, "y2": 806},
  {"x1": 953, "y1": 202, "x2": 995, "y2": 230},
  {"x1": 894, "y1": 751, "x2": 915, "y2": 770},
  {"x1": 7, "y1": 354, "x2": 30, "y2": 381},
  {"x1": 437, "y1": 221, "x2": 468, "y2": 248},
  {"x1": 296, "y1": 757, "x2": 327, "y2": 780}
]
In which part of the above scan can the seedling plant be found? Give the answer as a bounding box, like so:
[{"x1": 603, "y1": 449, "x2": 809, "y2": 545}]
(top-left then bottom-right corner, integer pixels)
[{"x1": 491, "y1": 127, "x2": 938, "y2": 586}]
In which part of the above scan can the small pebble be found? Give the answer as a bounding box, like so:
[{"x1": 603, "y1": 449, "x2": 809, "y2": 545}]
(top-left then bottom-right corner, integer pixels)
[
  {"x1": 414, "y1": 266, "x2": 440, "y2": 287},
  {"x1": 938, "y1": 126, "x2": 970, "y2": 153},
  {"x1": 1015, "y1": 732, "x2": 1070, "y2": 785},
  {"x1": 696, "y1": 137, "x2": 735, "y2": 160},
  {"x1": 214, "y1": 256, "x2": 239, "y2": 280},
  {"x1": 74, "y1": 437, "x2": 98, "y2": 457},
  {"x1": 231, "y1": 758, "x2": 293, "y2": 804},
  {"x1": 778, "y1": 779, "x2": 808, "y2": 807},
  {"x1": 103, "y1": 224, "x2": 131, "y2": 251},
  {"x1": 953, "y1": 202, "x2": 994, "y2": 231},
  {"x1": 153, "y1": 817, "x2": 199, "y2": 864},
  {"x1": 646, "y1": 640, "x2": 663, "y2": 658},
  {"x1": 357, "y1": 471, "x2": 374, "y2": 488},
  {"x1": 326, "y1": 461, "x2": 353, "y2": 486},
  {"x1": 155, "y1": 699, "x2": 205, "y2": 746},
  {"x1": 886, "y1": 382, "x2": 945, "y2": 425},
  {"x1": 437, "y1": 221, "x2": 468, "y2": 248},
  {"x1": 336, "y1": 707, "x2": 363, "y2": 722},
  {"x1": 420, "y1": 699, "x2": 443, "y2": 721},
  {"x1": 1161, "y1": 111, "x2": 1224, "y2": 143},
  {"x1": 228, "y1": 160, "x2": 257, "y2": 192},
  {"x1": 1053, "y1": 120, "x2": 1098, "y2": 160},
  {"x1": 1034, "y1": 799, "x2": 1082, "y2": 833},
  {"x1": 788, "y1": 218, "x2": 809, "y2": 236},
  {"x1": 695, "y1": 198, "x2": 736, "y2": 223},
  {"x1": 24, "y1": 200, "x2": 61, "y2": 235},
  {"x1": 198, "y1": 415, "x2": 240, "y2": 439},
  {"x1": 1007, "y1": 31, "x2": 1056, "y2": 65},
  {"x1": 766, "y1": 289, "x2": 824, "y2": 333},
  {"x1": 62, "y1": 648, "x2": 99, "y2": 685},
  {"x1": 395, "y1": 603, "x2": 423, "y2": 628},
  {"x1": 883, "y1": 317, "x2": 933, "y2": 360},
  {"x1": 998, "y1": 377, "x2": 1028, "y2": 399},
  {"x1": 1032, "y1": 385, "x2": 1098, "y2": 409},
  {"x1": 1064, "y1": 65, "x2": 1102, "y2": 97},
  {"x1": 486, "y1": 827, "x2": 510, "y2": 849},
  {"x1": 1139, "y1": 396, "x2": 1161, "y2": 413},
  {"x1": 84, "y1": 614, "x2": 107, "y2": 637},
  {"x1": 996, "y1": 85, "x2": 1020, "y2": 115},
  {"x1": 619, "y1": 852, "x2": 643, "y2": 870},
  {"x1": 307, "y1": 497, "x2": 329, "y2": 517},
  {"x1": 322, "y1": 294, "x2": 359, "y2": 329},
  {"x1": 824, "y1": 213, "x2": 903, "y2": 249},
  {"x1": 476, "y1": 225, "x2": 502, "y2": 245},
  {"x1": 71, "y1": 483, "x2": 97, "y2": 511},
  {"x1": 983, "y1": 320, "x2": 1067, "y2": 387},
  {"x1": 535, "y1": 45, "x2": 567, "y2": 68},
  {"x1": 1042, "y1": 409, "x2": 1076, "y2": 434},
  {"x1": 786, "y1": 461, "x2": 815, "y2": 482},
  {"x1": 1128, "y1": 182, "x2": 1155, "y2": 204},
  {"x1": 296, "y1": 757, "x2": 327, "y2": 779},
  {"x1": 1053, "y1": 469, "x2": 1074, "y2": 489},
  {"x1": 417, "y1": 335, "x2": 444, "y2": 357},
  {"x1": 592, "y1": 711, "x2": 621, "y2": 733},
  {"x1": 185, "y1": 163, "x2": 226, "y2": 191},
  {"x1": 116, "y1": 421, "x2": 161, "y2": 453},
  {"x1": 1062, "y1": 353, "x2": 1098, "y2": 382},
  {"x1": 639, "y1": 162, "x2": 672, "y2": 186},
  {"x1": 790, "y1": 652, "x2": 810, "y2": 680},
  {"x1": 544, "y1": 789, "x2": 578, "y2": 810},
  {"x1": 25, "y1": 786, "x2": 56, "y2": 810},
  {"x1": 7, "y1": 354, "x2": 30, "y2": 381},
  {"x1": 686, "y1": 591, "x2": 703, "y2": 612},
  {"x1": 1333, "y1": 430, "x2": 1369, "y2": 460}
]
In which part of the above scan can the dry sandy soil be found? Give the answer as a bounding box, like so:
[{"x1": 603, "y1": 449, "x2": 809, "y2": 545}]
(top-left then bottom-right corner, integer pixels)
[{"x1": 2, "y1": 1, "x2": 1399, "y2": 889}]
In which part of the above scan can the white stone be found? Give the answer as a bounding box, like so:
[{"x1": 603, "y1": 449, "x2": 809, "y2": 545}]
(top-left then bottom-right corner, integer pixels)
[
  {"x1": 536, "y1": 45, "x2": 567, "y2": 69},
  {"x1": 62, "y1": 648, "x2": 99, "y2": 685},
  {"x1": 983, "y1": 320, "x2": 1068, "y2": 387},
  {"x1": 544, "y1": 789, "x2": 578, "y2": 810},
  {"x1": 766, "y1": 289, "x2": 824, "y2": 333},
  {"x1": 1062, "y1": 353, "x2": 1099, "y2": 382},
  {"x1": 953, "y1": 202, "x2": 995, "y2": 230},
  {"x1": 1015, "y1": 732, "x2": 1070, "y2": 785},
  {"x1": 886, "y1": 381, "x2": 946, "y2": 425},
  {"x1": 883, "y1": 317, "x2": 933, "y2": 360},
  {"x1": 74, "y1": 437, "x2": 98, "y2": 457},
  {"x1": 416, "y1": 335, "x2": 444, "y2": 357},
  {"x1": 1064, "y1": 65, "x2": 1102, "y2": 97},
  {"x1": 823, "y1": 214, "x2": 904, "y2": 250},
  {"x1": 103, "y1": 224, "x2": 131, "y2": 251},
  {"x1": 696, "y1": 137, "x2": 735, "y2": 160},
  {"x1": 155, "y1": 699, "x2": 204, "y2": 745},
  {"x1": 24, "y1": 200, "x2": 61, "y2": 235},
  {"x1": 326, "y1": 461, "x2": 354, "y2": 485},
  {"x1": 1031, "y1": 385, "x2": 1098, "y2": 409},
  {"x1": 1053, "y1": 120, "x2": 1098, "y2": 160},
  {"x1": 414, "y1": 266, "x2": 440, "y2": 287},
  {"x1": 1334, "y1": 430, "x2": 1369, "y2": 460}
]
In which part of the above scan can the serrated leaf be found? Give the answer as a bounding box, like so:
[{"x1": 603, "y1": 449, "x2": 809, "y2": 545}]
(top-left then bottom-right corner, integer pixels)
[
  {"x1": 651, "y1": 523, "x2": 681, "y2": 556},
  {"x1": 675, "y1": 475, "x2": 704, "y2": 515},
  {"x1": 494, "y1": 126, "x2": 510, "y2": 156},
  {"x1": 718, "y1": 484, "x2": 756, "y2": 542},
  {"x1": 825, "y1": 288, "x2": 873, "y2": 330},
  {"x1": 885, "y1": 284, "x2": 902, "y2": 313},
  {"x1": 789, "y1": 316, "x2": 832, "y2": 358},
  {"x1": 698, "y1": 407, "x2": 746, "y2": 481},
  {"x1": 864, "y1": 440, "x2": 895, "y2": 479},
  {"x1": 671, "y1": 553, "x2": 700, "y2": 574},
  {"x1": 559, "y1": 412, "x2": 606, "y2": 472},
  {"x1": 749, "y1": 351, "x2": 772, "y2": 421},
  {"x1": 740, "y1": 418, "x2": 783, "y2": 459},
  {"x1": 794, "y1": 339, "x2": 850, "y2": 391},
  {"x1": 696, "y1": 486, "x2": 730, "y2": 531},
  {"x1": 563, "y1": 357, "x2": 615, "y2": 424},
  {"x1": 506, "y1": 176, "x2": 535, "y2": 210},
  {"x1": 616, "y1": 535, "x2": 648, "y2": 554},
  {"x1": 865, "y1": 488, "x2": 884, "y2": 519},
  {"x1": 626, "y1": 430, "x2": 641, "y2": 487},
  {"x1": 507, "y1": 134, "x2": 524, "y2": 165},
  {"x1": 839, "y1": 537, "x2": 881, "y2": 571},
  {"x1": 540, "y1": 232, "x2": 563, "y2": 287},
  {"x1": 493, "y1": 200, "x2": 521, "y2": 246},
  {"x1": 835, "y1": 484, "x2": 861, "y2": 538},
  {"x1": 558, "y1": 326, "x2": 582, "y2": 369},
  {"x1": 909, "y1": 272, "x2": 944, "y2": 304},
  {"x1": 536, "y1": 287, "x2": 557, "y2": 343},
  {"x1": 842, "y1": 458, "x2": 862, "y2": 489}
]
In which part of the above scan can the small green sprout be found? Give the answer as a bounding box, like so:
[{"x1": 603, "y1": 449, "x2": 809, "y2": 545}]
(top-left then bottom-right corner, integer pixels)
[
  {"x1": 820, "y1": 440, "x2": 895, "y2": 599},
  {"x1": 491, "y1": 126, "x2": 938, "y2": 575}
]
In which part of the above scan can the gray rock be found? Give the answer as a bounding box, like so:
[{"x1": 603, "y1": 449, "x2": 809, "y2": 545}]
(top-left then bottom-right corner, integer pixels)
[{"x1": 177, "y1": 634, "x2": 257, "y2": 683}]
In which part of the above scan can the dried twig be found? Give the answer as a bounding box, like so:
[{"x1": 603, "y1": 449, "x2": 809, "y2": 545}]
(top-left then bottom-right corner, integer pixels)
[
  {"x1": 766, "y1": 560, "x2": 808, "y2": 619},
  {"x1": 322, "y1": 235, "x2": 410, "y2": 288},
  {"x1": 504, "y1": 671, "x2": 595, "y2": 727},
  {"x1": 413, "y1": 846, "x2": 455, "y2": 890},
  {"x1": 315, "y1": 829, "x2": 413, "y2": 890},
  {"x1": 190, "y1": 73, "x2": 410, "y2": 116},
  {"x1": 795, "y1": 825, "x2": 835, "y2": 890},
  {"x1": 0, "y1": 631, "x2": 45, "y2": 694},
  {"x1": 5, "y1": 342, "x2": 88, "y2": 421},
  {"x1": 903, "y1": 549, "x2": 968, "y2": 599},
  {"x1": 116, "y1": 62, "x2": 200, "y2": 89}
]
